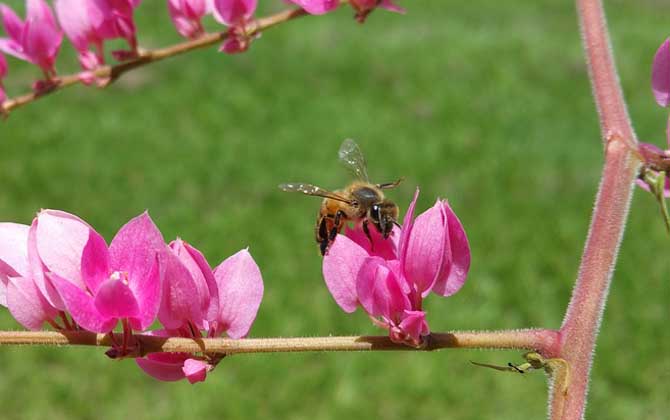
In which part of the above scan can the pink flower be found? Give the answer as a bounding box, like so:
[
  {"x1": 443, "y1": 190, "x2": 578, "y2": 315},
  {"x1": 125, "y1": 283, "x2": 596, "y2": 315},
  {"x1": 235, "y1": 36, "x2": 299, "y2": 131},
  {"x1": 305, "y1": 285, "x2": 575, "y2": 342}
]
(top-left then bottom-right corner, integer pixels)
[
  {"x1": 137, "y1": 248, "x2": 264, "y2": 383},
  {"x1": 0, "y1": 0, "x2": 63, "y2": 77},
  {"x1": 167, "y1": 0, "x2": 207, "y2": 39},
  {"x1": 0, "y1": 222, "x2": 58, "y2": 330},
  {"x1": 323, "y1": 189, "x2": 471, "y2": 346},
  {"x1": 211, "y1": 0, "x2": 256, "y2": 54},
  {"x1": 286, "y1": 0, "x2": 340, "y2": 15},
  {"x1": 44, "y1": 211, "x2": 165, "y2": 333},
  {"x1": 652, "y1": 38, "x2": 670, "y2": 108},
  {"x1": 0, "y1": 52, "x2": 6, "y2": 103}
]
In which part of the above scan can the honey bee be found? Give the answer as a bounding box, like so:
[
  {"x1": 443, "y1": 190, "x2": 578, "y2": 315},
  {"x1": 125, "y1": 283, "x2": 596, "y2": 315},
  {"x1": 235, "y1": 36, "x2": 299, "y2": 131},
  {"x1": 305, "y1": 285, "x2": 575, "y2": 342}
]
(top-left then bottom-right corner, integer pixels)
[{"x1": 280, "y1": 139, "x2": 402, "y2": 255}]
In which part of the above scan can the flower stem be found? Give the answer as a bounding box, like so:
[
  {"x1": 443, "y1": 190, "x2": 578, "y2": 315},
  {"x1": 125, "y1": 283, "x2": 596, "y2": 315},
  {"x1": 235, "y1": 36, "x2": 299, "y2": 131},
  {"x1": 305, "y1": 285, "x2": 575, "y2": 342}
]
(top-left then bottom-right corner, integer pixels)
[
  {"x1": 553, "y1": 1, "x2": 640, "y2": 419},
  {"x1": 0, "y1": 328, "x2": 559, "y2": 356}
]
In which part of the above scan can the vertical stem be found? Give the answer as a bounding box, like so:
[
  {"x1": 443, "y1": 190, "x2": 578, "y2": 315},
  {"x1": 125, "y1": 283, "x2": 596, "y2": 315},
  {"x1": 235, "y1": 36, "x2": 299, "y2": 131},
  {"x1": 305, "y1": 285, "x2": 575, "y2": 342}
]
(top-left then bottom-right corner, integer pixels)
[{"x1": 553, "y1": 1, "x2": 639, "y2": 419}]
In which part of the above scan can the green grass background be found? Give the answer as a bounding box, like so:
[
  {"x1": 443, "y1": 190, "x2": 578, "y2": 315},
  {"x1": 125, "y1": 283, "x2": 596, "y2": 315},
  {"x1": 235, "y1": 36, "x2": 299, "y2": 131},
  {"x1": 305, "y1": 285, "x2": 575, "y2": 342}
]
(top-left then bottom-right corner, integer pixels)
[{"x1": 0, "y1": 0, "x2": 668, "y2": 418}]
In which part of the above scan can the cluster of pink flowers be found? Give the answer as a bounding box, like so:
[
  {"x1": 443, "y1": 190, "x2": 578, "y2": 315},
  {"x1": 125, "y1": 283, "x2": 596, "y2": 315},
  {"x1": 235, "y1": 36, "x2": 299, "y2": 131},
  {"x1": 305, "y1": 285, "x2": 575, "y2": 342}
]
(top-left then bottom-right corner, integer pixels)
[
  {"x1": 0, "y1": 210, "x2": 264, "y2": 384},
  {"x1": 322, "y1": 189, "x2": 471, "y2": 347},
  {"x1": 637, "y1": 38, "x2": 670, "y2": 196},
  {"x1": 0, "y1": 0, "x2": 404, "y2": 104}
]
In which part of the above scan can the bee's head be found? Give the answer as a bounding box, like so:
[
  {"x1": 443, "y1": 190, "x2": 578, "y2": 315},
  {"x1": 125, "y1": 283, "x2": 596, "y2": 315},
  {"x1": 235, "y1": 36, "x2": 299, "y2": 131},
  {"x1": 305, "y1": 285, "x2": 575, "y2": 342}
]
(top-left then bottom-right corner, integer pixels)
[{"x1": 369, "y1": 200, "x2": 399, "y2": 238}]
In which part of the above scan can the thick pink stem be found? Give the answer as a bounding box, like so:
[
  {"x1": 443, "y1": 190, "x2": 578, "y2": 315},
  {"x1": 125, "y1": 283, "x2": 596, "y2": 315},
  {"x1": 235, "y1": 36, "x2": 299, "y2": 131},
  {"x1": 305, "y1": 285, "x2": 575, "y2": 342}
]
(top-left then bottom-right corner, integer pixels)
[{"x1": 552, "y1": 1, "x2": 639, "y2": 419}]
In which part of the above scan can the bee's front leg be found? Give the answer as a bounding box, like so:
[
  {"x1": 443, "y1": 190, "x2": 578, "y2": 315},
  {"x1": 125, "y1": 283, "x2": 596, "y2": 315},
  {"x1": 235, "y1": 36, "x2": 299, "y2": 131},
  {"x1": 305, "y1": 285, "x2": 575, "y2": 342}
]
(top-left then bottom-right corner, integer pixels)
[
  {"x1": 328, "y1": 210, "x2": 346, "y2": 242},
  {"x1": 362, "y1": 219, "x2": 374, "y2": 251}
]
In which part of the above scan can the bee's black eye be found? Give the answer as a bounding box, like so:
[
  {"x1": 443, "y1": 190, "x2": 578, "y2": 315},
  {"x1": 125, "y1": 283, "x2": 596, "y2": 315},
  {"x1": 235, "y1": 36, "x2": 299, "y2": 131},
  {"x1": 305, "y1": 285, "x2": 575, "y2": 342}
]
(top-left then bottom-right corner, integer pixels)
[{"x1": 371, "y1": 204, "x2": 381, "y2": 220}]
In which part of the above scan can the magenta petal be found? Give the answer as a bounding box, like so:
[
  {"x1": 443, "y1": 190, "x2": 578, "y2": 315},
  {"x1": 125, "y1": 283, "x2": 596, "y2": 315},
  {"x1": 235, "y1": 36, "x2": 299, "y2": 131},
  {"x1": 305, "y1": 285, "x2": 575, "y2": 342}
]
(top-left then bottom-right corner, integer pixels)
[
  {"x1": 0, "y1": 5, "x2": 24, "y2": 42},
  {"x1": 403, "y1": 200, "x2": 446, "y2": 296},
  {"x1": 322, "y1": 234, "x2": 369, "y2": 313},
  {"x1": 94, "y1": 275, "x2": 140, "y2": 319},
  {"x1": 212, "y1": 0, "x2": 256, "y2": 25},
  {"x1": 288, "y1": 0, "x2": 340, "y2": 15},
  {"x1": 49, "y1": 272, "x2": 116, "y2": 332},
  {"x1": 81, "y1": 228, "x2": 110, "y2": 294},
  {"x1": 652, "y1": 38, "x2": 670, "y2": 107},
  {"x1": 182, "y1": 358, "x2": 210, "y2": 384},
  {"x1": 213, "y1": 249, "x2": 263, "y2": 339},
  {"x1": 159, "y1": 249, "x2": 203, "y2": 330},
  {"x1": 432, "y1": 202, "x2": 471, "y2": 297},
  {"x1": 356, "y1": 257, "x2": 409, "y2": 318},
  {"x1": 398, "y1": 310, "x2": 429, "y2": 342},
  {"x1": 127, "y1": 257, "x2": 161, "y2": 331},
  {"x1": 379, "y1": 0, "x2": 405, "y2": 13},
  {"x1": 7, "y1": 276, "x2": 57, "y2": 330},
  {"x1": 136, "y1": 353, "x2": 189, "y2": 382},
  {"x1": 182, "y1": 241, "x2": 219, "y2": 324},
  {"x1": 54, "y1": 0, "x2": 92, "y2": 51},
  {"x1": 344, "y1": 224, "x2": 398, "y2": 260},
  {"x1": 398, "y1": 188, "x2": 420, "y2": 271},
  {"x1": 109, "y1": 211, "x2": 165, "y2": 285}
]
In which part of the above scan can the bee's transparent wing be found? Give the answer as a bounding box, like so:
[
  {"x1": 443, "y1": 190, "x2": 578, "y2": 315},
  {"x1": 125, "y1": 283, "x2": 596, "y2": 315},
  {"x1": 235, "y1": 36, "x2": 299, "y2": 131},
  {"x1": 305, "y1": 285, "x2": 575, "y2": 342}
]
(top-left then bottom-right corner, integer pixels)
[
  {"x1": 338, "y1": 138, "x2": 369, "y2": 182},
  {"x1": 278, "y1": 183, "x2": 352, "y2": 203}
]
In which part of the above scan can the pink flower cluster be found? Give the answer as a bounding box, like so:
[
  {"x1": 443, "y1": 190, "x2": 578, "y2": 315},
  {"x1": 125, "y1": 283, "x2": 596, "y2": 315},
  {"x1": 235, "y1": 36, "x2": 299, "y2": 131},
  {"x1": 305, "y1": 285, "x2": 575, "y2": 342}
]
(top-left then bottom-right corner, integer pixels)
[
  {"x1": 637, "y1": 38, "x2": 670, "y2": 196},
  {"x1": 0, "y1": 210, "x2": 264, "y2": 384},
  {"x1": 323, "y1": 189, "x2": 470, "y2": 347}
]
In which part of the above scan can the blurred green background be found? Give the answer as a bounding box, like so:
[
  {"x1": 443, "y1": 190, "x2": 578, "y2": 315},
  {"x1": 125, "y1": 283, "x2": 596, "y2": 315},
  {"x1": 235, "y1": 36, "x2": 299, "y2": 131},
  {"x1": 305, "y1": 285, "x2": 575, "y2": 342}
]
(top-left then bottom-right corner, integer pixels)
[{"x1": 0, "y1": 0, "x2": 668, "y2": 419}]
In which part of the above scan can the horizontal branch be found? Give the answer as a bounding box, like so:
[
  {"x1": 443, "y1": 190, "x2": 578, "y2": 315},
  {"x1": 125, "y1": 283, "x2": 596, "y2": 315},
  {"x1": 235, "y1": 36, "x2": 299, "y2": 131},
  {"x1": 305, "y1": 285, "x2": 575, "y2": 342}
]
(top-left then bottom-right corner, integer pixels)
[
  {"x1": 0, "y1": 328, "x2": 560, "y2": 356},
  {"x1": 1, "y1": 7, "x2": 309, "y2": 114}
]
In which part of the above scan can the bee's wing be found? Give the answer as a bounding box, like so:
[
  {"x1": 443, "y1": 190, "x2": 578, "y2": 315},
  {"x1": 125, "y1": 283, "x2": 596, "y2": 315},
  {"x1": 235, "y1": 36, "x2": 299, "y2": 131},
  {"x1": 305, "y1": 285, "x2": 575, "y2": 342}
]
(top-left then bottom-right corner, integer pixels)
[
  {"x1": 338, "y1": 138, "x2": 370, "y2": 182},
  {"x1": 278, "y1": 183, "x2": 353, "y2": 203}
]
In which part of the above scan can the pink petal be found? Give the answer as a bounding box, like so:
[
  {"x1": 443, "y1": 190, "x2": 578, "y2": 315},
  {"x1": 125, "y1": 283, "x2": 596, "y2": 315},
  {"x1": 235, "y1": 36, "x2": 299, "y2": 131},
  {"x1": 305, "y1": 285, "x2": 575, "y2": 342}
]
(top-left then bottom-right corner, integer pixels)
[
  {"x1": 211, "y1": 0, "x2": 256, "y2": 26},
  {"x1": 0, "y1": 38, "x2": 27, "y2": 61},
  {"x1": 0, "y1": 223, "x2": 30, "y2": 277},
  {"x1": 136, "y1": 352, "x2": 189, "y2": 382},
  {"x1": 23, "y1": 0, "x2": 63, "y2": 71},
  {"x1": 54, "y1": 0, "x2": 93, "y2": 51},
  {"x1": 0, "y1": 222, "x2": 30, "y2": 307},
  {"x1": 356, "y1": 257, "x2": 409, "y2": 318},
  {"x1": 397, "y1": 310, "x2": 429, "y2": 342},
  {"x1": 28, "y1": 218, "x2": 64, "y2": 309},
  {"x1": 379, "y1": 0, "x2": 404, "y2": 13},
  {"x1": 109, "y1": 211, "x2": 165, "y2": 288},
  {"x1": 322, "y1": 234, "x2": 368, "y2": 313},
  {"x1": 182, "y1": 358, "x2": 210, "y2": 384},
  {"x1": 94, "y1": 275, "x2": 140, "y2": 319},
  {"x1": 397, "y1": 188, "x2": 420, "y2": 273},
  {"x1": 35, "y1": 210, "x2": 93, "y2": 290},
  {"x1": 402, "y1": 200, "x2": 447, "y2": 296},
  {"x1": 0, "y1": 4, "x2": 24, "y2": 42},
  {"x1": 49, "y1": 272, "x2": 117, "y2": 332},
  {"x1": 288, "y1": 0, "x2": 340, "y2": 15},
  {"x1": 181, "y1": 241, "x2": 219, "y2": 324},
  {"x1": 213, "y1": 249, "x2": 263, "y2": 339},
  {"x1": 7, "y1": 276, "x2": 57, "y2": 330},
  {"x1": 344, "y1": 224, "x2": 398, "y2": 260},
  {"x1": 0, "y1": 50, "x2": 7, "y2": 78},
  {"x1": 81, "y1": 228, "x2": 110, "y2": 294},
  {"x1": 127, "y1": 256, "x2": 162, "y2": 331},
  {"x1": 652, "y1": 38, "x2": 670, "y2": 107},
  {"x1": 158, "y1": 248, "x2": 203, "y2": 330},
  {"x1": 432, "y1": 202, "x2": 471, "y2": 297}
]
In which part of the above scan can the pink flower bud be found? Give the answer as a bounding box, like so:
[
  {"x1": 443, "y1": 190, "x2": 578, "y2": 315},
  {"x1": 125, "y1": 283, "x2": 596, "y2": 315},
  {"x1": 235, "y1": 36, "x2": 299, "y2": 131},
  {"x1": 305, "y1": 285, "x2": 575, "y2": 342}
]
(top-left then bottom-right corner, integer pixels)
[
  {"x1": 286, "y1": 0, "x2": 340, "y2": 15},
  {"x1": 168, "y1": 0, "x2": 206, "y2": 39},
  {"x1": 211, "y1": 0, "x2": 256, "y2": 26}
]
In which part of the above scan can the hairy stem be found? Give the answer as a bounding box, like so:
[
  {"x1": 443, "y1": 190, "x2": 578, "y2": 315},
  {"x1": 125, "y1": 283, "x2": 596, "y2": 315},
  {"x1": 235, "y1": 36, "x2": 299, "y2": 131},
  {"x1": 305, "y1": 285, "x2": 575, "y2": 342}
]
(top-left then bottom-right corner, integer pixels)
[
  {"x1": 0, "y1": 7, "x2": 308, "y2": 114},
  {"x1": 552, "y1": 1, "x2": 639, "y2": 419},
  {"x1": 0, "y1": 328, "x2": 559, "y2": 356}
]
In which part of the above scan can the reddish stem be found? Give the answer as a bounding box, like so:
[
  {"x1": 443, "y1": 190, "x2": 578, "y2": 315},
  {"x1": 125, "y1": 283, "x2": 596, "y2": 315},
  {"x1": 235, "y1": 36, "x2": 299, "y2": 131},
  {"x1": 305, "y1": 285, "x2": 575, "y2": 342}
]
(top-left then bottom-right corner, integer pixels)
[{"x1": 551, "y1": 1, "x2": 640, "y2": 419}]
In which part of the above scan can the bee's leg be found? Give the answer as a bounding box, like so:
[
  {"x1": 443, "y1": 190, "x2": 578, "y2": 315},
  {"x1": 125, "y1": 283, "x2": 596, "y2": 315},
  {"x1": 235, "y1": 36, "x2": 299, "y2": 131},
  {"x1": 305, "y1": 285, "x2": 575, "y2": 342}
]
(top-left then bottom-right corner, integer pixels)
[
  {"x1": 316, "y1": 216, "x2": 330, "y2": 256},
  {"x1": 328, "y1": 210, "x2": 346, "y2": 242},
  {"x1": 362, "y1": 219, "x2": 374, "y2": 251},
  {"x1": 377, "y1": 177, "x2": 404, "y2": 190}
]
